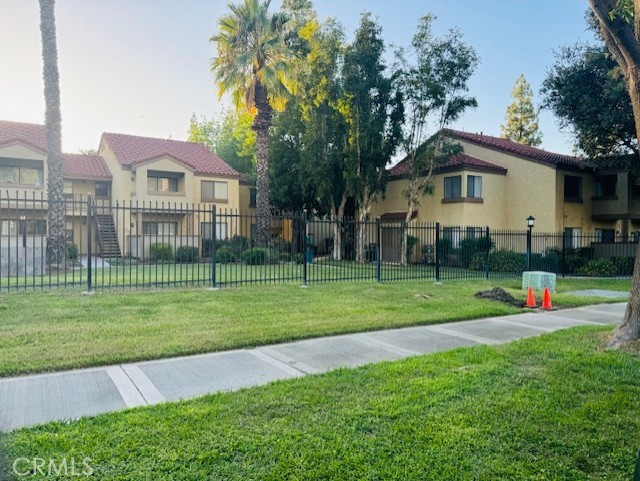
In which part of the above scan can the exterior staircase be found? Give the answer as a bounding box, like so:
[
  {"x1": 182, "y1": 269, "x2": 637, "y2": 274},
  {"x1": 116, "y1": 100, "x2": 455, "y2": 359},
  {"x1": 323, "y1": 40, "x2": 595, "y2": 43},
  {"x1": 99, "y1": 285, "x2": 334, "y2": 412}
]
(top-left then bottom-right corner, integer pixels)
[{"x1": 95, "y1": 214, "x2": 121, "y2": 258}]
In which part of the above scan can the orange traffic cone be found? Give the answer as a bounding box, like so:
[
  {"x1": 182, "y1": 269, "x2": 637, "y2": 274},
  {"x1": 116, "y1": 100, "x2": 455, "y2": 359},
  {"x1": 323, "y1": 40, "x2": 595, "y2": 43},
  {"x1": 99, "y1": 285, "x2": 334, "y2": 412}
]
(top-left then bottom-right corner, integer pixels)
[
  {"x1": 541, "y1": 287, "x2": 553, "y2": 310},
  {"x1": 525, "y1": 286, "x2": 537, "y2": 308}
]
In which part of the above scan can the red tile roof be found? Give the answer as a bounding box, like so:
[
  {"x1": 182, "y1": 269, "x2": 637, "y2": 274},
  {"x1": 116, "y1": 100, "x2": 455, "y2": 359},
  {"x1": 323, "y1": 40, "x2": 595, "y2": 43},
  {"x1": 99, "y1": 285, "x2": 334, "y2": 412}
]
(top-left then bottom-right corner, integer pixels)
[
  {"x1": 102, "y1": 132, "x2": 241, "y2": 178},
  {"x1": 444, "y1": 129, "x2": 583, "y2": 168},
  {"x1": 0, "y1": 120, "x2": 112, "y2": 180},
  {"x1": 0, "y1": 120, "x2": 47, "y2": 152},
  {"x1": 390, "y1": 153, "x2": 507, "y2": 178},
  {"x1": 63, "y1": 153, "x2": 112, "y2": 179}
]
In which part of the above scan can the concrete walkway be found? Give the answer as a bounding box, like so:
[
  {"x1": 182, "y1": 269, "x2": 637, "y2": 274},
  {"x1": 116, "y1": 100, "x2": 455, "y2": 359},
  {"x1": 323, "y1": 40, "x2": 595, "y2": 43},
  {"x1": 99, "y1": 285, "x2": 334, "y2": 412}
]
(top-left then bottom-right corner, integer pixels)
[{"x1": 0, "y1": 303, "x2": 626, "y2": 432}]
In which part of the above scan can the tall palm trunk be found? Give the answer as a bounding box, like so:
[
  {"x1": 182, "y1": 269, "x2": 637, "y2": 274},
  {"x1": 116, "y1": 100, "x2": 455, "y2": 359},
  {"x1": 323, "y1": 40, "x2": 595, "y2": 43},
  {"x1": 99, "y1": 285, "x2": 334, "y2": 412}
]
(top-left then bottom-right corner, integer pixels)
[
  {"x1": 253, "y1": 81, "x2": 272, "y2": 247},
  {"x1": 39, "y1": 0, "x2": 66, "y2": 267}
]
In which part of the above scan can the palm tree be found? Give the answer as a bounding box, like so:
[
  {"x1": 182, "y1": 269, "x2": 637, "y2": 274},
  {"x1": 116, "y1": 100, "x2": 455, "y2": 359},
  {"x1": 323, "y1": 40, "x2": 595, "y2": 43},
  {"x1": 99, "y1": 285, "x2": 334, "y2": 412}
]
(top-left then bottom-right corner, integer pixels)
[
  {"x1": 39, "y1": 0, "x2": 66, "y2": 266},
  {"x1": 210, "y1": 0, "x2": 294, "y2": 246}
]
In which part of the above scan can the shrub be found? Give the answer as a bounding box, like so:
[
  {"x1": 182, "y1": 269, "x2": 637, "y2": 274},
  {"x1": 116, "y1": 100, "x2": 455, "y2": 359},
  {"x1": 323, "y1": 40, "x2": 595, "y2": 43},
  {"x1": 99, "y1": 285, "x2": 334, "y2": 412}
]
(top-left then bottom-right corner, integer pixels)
[
  {"x1": 202, "y1": 239, "x2": 215, "y2": 258},
  {"x1": 611, "y1": 256, "x2": 634, "y2": 276},
  {"x1": 216, "y1": 247, "x2": 236, "y2": 264},
  {"x1": 150, "y1": 243, "x2": 173, "y2": 262},
  {"x1": 175, "y1": 246, "x2": 199, "y2": 263},
  {"x1": 242, "y1": 248, "x2": 267, "y2": 265},
  {"x1": 577, "y1": 258, "x2": 617, "y2": 277},
  {"x1": 459, "y1": 236, "x2": 493, "y2": 268},
  {"x1": 406, "y1": 235, "x2": 419, "y2": 261},
  {"x1": 488, "y1": 249, "x2": 524, "y2": 273},
  {"x1": 66, "y1": 243, "x2": 78, "y2": 261},
  {"x1": 293, "y1": 253, "x2": 304, "y2": 265}
]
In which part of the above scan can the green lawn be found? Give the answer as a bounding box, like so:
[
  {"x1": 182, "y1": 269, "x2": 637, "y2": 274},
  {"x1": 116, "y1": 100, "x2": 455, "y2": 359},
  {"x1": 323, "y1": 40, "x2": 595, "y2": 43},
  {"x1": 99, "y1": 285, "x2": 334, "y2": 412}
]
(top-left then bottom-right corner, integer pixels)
[
  {"x1": 0, "y1": 278, "x2": 630, "y2": 377},
  {"x1": 1, "y1": 327, "x2": 638, "y2": 480}
]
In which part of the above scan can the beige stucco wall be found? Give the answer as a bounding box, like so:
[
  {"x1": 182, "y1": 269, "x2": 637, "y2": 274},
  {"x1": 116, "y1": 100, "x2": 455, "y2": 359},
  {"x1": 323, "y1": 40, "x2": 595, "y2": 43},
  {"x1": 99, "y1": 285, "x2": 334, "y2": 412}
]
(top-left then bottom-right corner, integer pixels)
[
  {"x1": 372, "y1": 169, "x2": 508, "y2": 228},
  {"x1": 373, "y1": 140, "x2": 618, "y2": 233}
]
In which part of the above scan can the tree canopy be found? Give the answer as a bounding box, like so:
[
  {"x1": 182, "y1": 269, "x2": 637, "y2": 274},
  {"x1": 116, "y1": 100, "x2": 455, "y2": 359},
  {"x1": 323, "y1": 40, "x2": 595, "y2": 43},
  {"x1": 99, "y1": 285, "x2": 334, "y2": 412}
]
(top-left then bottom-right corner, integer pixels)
[
  {"x1": 542, "y1": 43, "x2": 636, "y2": 159},
  {"x1": 500, "y1": 74, "x2": 542, "y2": 147}
]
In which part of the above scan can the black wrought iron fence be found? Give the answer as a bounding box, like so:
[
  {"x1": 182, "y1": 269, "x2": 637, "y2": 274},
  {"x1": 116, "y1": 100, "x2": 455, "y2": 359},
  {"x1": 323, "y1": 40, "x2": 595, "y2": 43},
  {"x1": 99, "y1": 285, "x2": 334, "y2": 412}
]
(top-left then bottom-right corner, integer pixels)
[{"x1": 0, "y1": 191, "x2": 637, "y2": 292}]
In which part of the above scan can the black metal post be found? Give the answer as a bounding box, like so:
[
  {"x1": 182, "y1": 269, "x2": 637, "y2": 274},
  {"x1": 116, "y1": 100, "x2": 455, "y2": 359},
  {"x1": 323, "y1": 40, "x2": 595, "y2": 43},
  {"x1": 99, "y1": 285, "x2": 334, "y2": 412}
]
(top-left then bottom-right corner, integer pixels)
[
  {"x1": 302, "y1": 211, "x2": 308, "y2": 286},
  {"x1": 211, "y1": 204, "x2": 217, "y2": 288},
  {"x1": 376, "y1": 217, "x2": 381, "y2": 283},
  {"x1": 526, "y1": 225, "x2": 532, "y2": 271},
  {"x1": 484, "y1": 226, "x2": 490, "y2": 280},
  {"x1": 86, "y1": 194, "x2": 93, "y2": 292},
  {"x1": 561, "y1": 232, "x2": 566, "y2": 278},
  {"x1": 435, "y1": 222, "x2": 441, "y2": 282}
]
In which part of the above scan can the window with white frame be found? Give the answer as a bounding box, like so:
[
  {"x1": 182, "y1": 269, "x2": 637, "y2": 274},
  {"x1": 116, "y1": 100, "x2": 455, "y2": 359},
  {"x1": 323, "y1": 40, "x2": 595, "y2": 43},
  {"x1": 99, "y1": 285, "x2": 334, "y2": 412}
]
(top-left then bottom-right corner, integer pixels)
[
  {"x1": 201, "y1": 180, "x2": 228, "y2": 202},
  {"x1": 467, "y1": 175, "x2": 482, "y2": 198}
]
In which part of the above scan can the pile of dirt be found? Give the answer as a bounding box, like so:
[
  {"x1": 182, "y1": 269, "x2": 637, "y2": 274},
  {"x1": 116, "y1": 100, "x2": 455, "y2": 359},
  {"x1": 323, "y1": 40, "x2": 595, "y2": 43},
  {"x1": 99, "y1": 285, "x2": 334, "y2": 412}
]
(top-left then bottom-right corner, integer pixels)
[{"x1": 475, "y1": 287, "x2": 524, "y2": 307}]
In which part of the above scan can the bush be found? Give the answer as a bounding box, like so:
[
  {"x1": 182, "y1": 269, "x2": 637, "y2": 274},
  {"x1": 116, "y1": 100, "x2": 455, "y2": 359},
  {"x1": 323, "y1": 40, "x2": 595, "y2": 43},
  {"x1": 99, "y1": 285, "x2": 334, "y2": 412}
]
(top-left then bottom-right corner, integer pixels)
[
  {"x1": 406, "y1": 235, "x2": 419, "y2": 262},
  {"x1": 459, "y1": 236, "x2": 493, "y2": 268},
  {"x1": 242, "y1": 248, "x2": 267, "y2": 265},
  {"x1": 66, "y1": 243, "x2": 78, "y2": 261},
  {"x1": 150, "y1": 243, "x2": 173, "y2": 262},
  {"x1": 175, "y1": 246, "x2": 199, "y2": 263},
  {"x1": 293, "y1": 253, "x2": 304, "y2": 265},
  {"x1": 577, "y1": 258, "x2": 617, "y2": 277},
  {"x1": 216, "y1": 247, "x2": 236, "y2": 264},
  {"x1": 611, "y1": 256, "x2": 635, "y2": 276},
  {"x1": 488, "y1": 249, "x2": 524, "y2": 273}
]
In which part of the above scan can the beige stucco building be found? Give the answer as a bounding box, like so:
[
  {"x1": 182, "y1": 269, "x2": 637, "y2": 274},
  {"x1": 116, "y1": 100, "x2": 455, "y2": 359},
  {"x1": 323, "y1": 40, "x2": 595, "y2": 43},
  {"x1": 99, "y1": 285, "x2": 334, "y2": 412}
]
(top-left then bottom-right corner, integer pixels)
[
  {"x1": 372, "y1": 129, "x2": 640, "y2": 242},
  {"x1": 0, "y1": 120, "x2": 242, "y2": 260}
]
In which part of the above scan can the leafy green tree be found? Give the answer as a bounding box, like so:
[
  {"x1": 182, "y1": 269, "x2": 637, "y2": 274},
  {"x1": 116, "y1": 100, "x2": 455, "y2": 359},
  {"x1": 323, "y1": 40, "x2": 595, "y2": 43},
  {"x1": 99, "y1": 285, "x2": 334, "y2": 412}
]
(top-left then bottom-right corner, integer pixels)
[
  {"x1": 340, "y1": 13, "x2": 404, "y2": 262},
  {"x1": 210, "y1": 0, "x2": 295, "y2": 246},
  {"x1": 588, "y1": 0, "x2": 640, "y2": 346},
  {"x1": 500, "y1": 74, "x2": 542, "y2": 146},
  {"x1": 542, "y1": 43, "x2": 636, "y2": 159},
  {"x1": 39, "y1": 0, "x2": 65, "y2": 266},
  {"x1": 188, "y1": 112, "x2": 256, "y2": 177},
  {"x1": 396, "y1": 14, "x2": 479, "y2": 264}
]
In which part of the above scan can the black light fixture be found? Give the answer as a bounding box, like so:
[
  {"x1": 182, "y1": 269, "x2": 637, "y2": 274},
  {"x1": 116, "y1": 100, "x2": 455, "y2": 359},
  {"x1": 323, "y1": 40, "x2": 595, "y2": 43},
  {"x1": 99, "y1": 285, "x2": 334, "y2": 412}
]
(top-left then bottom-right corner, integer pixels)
[
  {"x1": 527, "y1": 215, "x2": 535, "y2": 229},
  {"x1": 526, "y1": 215, "x2": 535, "y2": 271}
]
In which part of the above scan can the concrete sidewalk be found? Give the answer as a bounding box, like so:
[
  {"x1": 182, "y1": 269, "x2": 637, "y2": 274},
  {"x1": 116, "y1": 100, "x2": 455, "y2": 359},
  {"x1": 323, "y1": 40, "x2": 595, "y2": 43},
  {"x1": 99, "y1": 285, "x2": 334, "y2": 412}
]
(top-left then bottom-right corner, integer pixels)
[{"x1": 0, "y1": 303, "x2": 625, "y2": 432}]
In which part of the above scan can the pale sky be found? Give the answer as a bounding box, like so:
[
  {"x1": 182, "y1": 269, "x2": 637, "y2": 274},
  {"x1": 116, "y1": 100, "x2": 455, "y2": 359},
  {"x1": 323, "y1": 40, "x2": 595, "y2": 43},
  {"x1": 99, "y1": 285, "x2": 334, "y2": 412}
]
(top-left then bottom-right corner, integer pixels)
[{"x1": 0, "y1": 1, "x2": 595, "y2": 155}]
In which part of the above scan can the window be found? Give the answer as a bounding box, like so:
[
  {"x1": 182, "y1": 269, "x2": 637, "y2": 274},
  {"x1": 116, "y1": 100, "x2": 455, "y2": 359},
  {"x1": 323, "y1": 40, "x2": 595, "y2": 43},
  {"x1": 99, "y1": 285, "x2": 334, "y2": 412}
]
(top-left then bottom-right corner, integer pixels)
[
  {"x1": 95, "y1": 182, "x2": 110, "y2": 199},
  {"x1": 142, "y1": 222, "x2": 177, "y2": 236},
  {"x1": 147, "y1": 171, "x2": 182, "y2": 193},
  {"x1": 0, "y1": 165, "x2": 43, "y2": 186},
  {"x1": 595, "y1": 175, "x2": 616, "y2": 197},
  {"x1": 201, "y1": 222, "x2": 228, "y2": 240},
  {"x1": 595, "y1": 228, "x2": 615, "y2": 243},
  {"x1": 201, "y1": 181, "x2": 228, "y2": 202},
  {"x1": 467, "y1": 175, "x2": 482, "y2": 198},
  {"x1": 563, "y1": 227, "x2": 582, "y2": 249},
  {"x1": 444, "y1": 176, "x2": 462, "y2": 199},
  {"x1": 564, "y1": 175, "x2": 582, "y2": 201},
  {"x1": 443, "y1": 226, "x2": 461, "y2": 248},
  {"x1": 0, "y1": 220, "x2": 46, "y2": 236},
  {"x1": 65, "y1": 220, "x2": 74, "y2": 241},
  {"x1": 249, "y1": 187, "x2": 257, "y2": 208}
]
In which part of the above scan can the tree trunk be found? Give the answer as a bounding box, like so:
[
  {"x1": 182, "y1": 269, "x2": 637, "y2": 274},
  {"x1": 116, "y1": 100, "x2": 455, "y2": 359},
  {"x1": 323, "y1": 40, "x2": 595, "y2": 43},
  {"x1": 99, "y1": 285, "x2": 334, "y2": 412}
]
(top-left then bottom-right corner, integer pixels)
[
  {"x1": 252, "y1": 81, "x2": 272, "y2": 247},
  {"x1": 580, "y1": 1, "x2": 640, "y2": 345},
  {"x1": 331, "y1": 195, "x2": 347, "y2": 261},
  {"x1": 609, "y1": 66, "x2": 640, "y2": 346},
  {"x1": 355, "y1": 191, "x2": 374, "y2": 263},
  {"x1": 400, "y1": 198, "x2": 416, "y2": 266},
  {"x1": 39, "y1": 0, "x2": 66, "y2": 268}
]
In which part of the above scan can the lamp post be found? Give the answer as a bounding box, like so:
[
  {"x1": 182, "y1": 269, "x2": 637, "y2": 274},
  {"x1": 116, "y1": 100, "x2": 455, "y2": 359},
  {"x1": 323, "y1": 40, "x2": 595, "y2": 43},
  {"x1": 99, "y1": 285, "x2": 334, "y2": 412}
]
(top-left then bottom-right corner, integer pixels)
[{"x1": 526, "y1": 215, "x2": 535, "y2": 271}]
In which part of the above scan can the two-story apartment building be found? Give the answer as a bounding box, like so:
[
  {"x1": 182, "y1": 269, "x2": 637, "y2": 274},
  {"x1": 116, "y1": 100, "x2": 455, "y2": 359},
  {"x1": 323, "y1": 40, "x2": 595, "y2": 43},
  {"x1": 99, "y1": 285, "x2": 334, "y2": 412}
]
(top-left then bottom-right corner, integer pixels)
[
  {"x1": 372, "y1": 129, "x2": 640, "y2": 243},
  {"x1": 0, "y1": 120, "x2": 242, "y2": 261}
]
